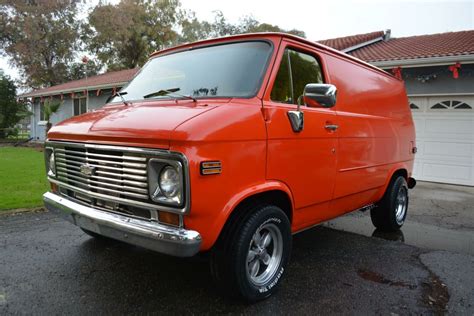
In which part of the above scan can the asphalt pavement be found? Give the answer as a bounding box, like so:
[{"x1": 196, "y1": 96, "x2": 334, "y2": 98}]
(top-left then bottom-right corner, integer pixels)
[{"x1": 1, "y1": 210, "x2": 473, "y2": 315}]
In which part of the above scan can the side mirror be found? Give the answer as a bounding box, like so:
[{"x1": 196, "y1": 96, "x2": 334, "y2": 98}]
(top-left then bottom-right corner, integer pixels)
[{"x1": 303, "y1": 84, "x2": 337, "y2": 108}]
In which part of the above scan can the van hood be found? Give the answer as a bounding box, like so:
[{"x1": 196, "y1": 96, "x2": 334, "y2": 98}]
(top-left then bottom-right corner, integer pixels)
[{"x1": 47, "y1": 100, "x2": 223, "y2": 148}]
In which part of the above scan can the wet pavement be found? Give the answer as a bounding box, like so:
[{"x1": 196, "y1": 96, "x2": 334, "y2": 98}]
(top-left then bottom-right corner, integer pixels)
[
  {"x1": 325, "y1": 212, "x2": 474, "y2": 255},
  {"x1": 1, "y1": 210, "x2": 473, "y2": 315},
  {"x1": 325, "y1": 181, "x2": 474, "y2": 256}
]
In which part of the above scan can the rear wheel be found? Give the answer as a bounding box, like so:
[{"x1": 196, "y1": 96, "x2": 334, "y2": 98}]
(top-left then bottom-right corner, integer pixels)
[
  {"x1": 370, "y1": 175, "x2": 409, "y2": 231},
  {"x1": 210, "y1": 205, "x2": 292, "y2": 302}
]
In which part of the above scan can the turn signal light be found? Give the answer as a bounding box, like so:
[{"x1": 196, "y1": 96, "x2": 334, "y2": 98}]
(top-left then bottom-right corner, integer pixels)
[
  {"x1": 50, "y1": 182, "x2": 58, "y2": 193},
  {"x1": 158, "y1": 211, "x2": 180, "y2": 227},
  {"x1": 200, "y1": 161, "x2": 222, "y2": 175}
]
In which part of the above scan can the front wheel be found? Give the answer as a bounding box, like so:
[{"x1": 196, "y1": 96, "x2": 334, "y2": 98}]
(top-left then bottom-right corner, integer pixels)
[
  {"x1": 370, "y1": 175, "x2": 409, "y2": 231},
  {"x1": 210, "y1": 205, "x2": 292, "y2": 302}
]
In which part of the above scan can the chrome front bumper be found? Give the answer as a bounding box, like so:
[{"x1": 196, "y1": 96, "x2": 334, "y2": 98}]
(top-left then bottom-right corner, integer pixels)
[{"x1": 43, "y1": 192, "x2": 201, "y2": 257}]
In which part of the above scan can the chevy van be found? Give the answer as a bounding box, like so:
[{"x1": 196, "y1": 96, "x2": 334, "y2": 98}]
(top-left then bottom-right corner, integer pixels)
[{"x1": 43, "y1": 33, "x2": 416, "y2": 301}]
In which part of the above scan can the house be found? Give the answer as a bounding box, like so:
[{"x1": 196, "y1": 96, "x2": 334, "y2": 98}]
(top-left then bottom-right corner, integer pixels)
[
  {"x1": 19, "y1": 68, "x2": 139, "y2": 141},
  {"x1": 319, "y1": 29, "x2": 474, "y2": 186},
  {"x1": 20, "y1": 30, "x2": 474, "y2": 186}
]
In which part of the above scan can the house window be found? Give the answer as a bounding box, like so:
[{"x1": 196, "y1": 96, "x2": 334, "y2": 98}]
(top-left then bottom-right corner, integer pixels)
[
  {"x1": 409, "y1": 103, "x2": 420, "y2": 110},
  {"x1": 431, "y1": 100, "x2": 472, "y2": 110},
  {"x1": 73, "y1": 97, "x2": 87, "y2": 116}
]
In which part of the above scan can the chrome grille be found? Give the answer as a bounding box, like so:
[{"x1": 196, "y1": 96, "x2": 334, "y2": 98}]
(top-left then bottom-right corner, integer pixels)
[
  {"x1": 46, "y1": 141, "x2": 190, "y2": 218},
  {"x1": 55, "y1": 147, "x2": 149, "y2": 200}
]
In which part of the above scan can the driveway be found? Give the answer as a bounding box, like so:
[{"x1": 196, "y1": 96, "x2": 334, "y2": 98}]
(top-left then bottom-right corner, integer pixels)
[
  {"x1": 1, "y1": 181, "x2": 473, "y2": 314},
  {"x1": 1, "y1": 208, "x2": 473, "y2": 315}
]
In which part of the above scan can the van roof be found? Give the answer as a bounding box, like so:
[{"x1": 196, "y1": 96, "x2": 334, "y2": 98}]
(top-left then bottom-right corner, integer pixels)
[{"x1": 150, "y1": 32, "x2": 396, "y2": 80}]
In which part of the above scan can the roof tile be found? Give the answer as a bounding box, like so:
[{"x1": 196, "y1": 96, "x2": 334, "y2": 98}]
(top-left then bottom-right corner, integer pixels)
[
  {"x1": 21, "y1": 68, "x2": 139, "y2": 97},
  {"x1": 318, "y1": 31, "x2": 385, "y2": 51},
  {"x1": 337, "y1": 30, "x2": 474, "y2": 62}
]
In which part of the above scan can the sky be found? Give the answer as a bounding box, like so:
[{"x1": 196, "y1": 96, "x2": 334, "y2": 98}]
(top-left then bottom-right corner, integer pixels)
[{"x1": 1, "y1": 0, "x2": 473, "y2": 81}]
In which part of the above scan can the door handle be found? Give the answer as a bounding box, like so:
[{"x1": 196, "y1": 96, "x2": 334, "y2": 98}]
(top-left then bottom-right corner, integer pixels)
[{"x1": 325, "y1": 124, "x2": 339, "y2": 131}]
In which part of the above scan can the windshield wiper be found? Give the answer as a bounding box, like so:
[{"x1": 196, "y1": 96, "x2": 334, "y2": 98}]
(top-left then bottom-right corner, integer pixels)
[
  {"x1": 106, "y1": 91, "x2": 130, "y2": 106},
  {"x1": 143, "y1": 88, "x2": 197, "y2": 102}
]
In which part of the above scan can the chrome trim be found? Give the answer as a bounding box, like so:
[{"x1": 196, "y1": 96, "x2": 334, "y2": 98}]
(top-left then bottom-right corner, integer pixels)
[
  {"x1": 43, "y1": 192, "x2": 201, "y2": 257},
  {"x1": 304, "y1": 83, "x2": 337, "y2": 108},
  {"x1": 287, "y1": 110, "x2": 304, "y2": 133},
  {"x1": 44, "y1": 147, "x2": 56, "y2": 177},
  {"x1": 55, "y1": 148, "x2": 148, "y2": 162},
  {"x1": 56, "y1": 155, "x2": 147, "y2": 168},
  {"x1": 46, "y1": 140, "x2": 191, "y2": 214},
  {"x1": 148, "y1": 158, "x2": 184, "y2": 206},
  {"x1": 56, "y1": 172, "x2": 149, "y2": 195},
  {"x1": 55, "y1": 159, "x2": 147, "y2": 175},
  {"x1": 324, "y1": 124, "x2": 339, "y2": 131},
  {"x1": 57, "y1": 168, "x2": 147, "y2": 187}
]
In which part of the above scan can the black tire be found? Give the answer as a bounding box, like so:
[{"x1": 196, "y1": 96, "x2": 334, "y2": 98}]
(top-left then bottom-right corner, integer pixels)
[
  {"x1": 370, "y1": 175, "x2": 409, "y2": 231},
  {"x1": 210, "y1": 205, "x2": 292, "y2": 302}
]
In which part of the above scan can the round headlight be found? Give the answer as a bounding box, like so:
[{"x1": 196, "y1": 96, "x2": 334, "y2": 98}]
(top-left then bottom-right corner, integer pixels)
[
  {"x1": 159, "y1": 166, "x2": 180, "y2": 198},
  {"x1": 48, "y1": 152, "x2": 56, "y2": 176}
]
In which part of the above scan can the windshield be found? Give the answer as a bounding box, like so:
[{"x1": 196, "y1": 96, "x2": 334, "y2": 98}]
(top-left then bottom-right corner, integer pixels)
[{"x1": 110, "y1": 41, "x2": 272, "y2": 103}]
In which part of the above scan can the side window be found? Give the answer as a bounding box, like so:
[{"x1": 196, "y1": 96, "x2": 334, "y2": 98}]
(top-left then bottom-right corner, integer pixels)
[
  {"x1": 73, "y1": 98, "x2": 87, "y2": 116},
  {"x1": 289, "y1": 50, "x2": 323, "y2": 103},
  {"x1": 270, "y1": 48, "x2": 324, "y2": 105},
  {"x1": 270, "y1": 50, "x2": 293, "y2": 104}
]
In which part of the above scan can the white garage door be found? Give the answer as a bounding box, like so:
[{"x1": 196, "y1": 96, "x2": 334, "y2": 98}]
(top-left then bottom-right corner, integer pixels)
[{"x1": 409, "y1": 95, "x2": 474, "y2": 186}]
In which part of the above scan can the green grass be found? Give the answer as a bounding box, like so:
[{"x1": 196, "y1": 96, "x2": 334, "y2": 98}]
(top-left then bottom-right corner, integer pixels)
[{"x1": 0, "y1": 146, "x2": 49, "y2": 210}]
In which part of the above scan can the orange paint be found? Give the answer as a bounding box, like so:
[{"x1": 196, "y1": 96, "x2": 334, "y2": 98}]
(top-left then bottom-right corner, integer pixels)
[{"x1": 48, "y1": 33, "x2": 415, "y2": 251}]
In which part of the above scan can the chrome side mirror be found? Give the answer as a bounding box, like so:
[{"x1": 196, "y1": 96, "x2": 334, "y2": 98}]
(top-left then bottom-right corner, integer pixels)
[{"x1": 304, "y1": 84, "x2": 337, "y2": 108}]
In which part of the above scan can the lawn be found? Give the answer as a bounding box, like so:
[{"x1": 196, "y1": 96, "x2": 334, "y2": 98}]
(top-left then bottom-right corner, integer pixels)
[{"x1": 0, "y1": 146, "x2": 49, "y2": 210}]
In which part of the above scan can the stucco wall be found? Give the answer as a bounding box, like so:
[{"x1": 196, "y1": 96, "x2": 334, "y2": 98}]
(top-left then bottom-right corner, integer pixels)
[
  {"x1": 384, "y1": 64, "x2": 474, "y2": 96},
  {"x1": 30, "y1": 90, "x2": 114, "y2": 141}
]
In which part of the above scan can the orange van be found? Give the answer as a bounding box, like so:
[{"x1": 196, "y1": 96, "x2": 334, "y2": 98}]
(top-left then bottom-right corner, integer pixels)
[{"x1": 43, "y1": 33, "x2": 416, "y2": 301}]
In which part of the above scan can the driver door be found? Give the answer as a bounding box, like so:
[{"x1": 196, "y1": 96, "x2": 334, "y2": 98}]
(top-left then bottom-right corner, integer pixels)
[{"x1": 263, "y1": 41, "x2": 338, "y2": 229}]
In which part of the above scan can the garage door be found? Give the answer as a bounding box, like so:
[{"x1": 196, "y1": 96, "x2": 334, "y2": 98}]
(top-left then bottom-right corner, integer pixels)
[{"x1": 409, "y1": 95, "x2": 474, "y2": 186}]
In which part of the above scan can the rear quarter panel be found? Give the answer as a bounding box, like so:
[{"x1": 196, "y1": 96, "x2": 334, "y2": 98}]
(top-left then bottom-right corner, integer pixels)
[{"x1": 324, "y1": 52, "x2": 415, "y2": 213}]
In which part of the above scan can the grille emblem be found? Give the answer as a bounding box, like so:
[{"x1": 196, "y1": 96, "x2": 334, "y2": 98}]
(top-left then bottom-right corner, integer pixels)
[{"x1": 80, "y1": 164, "x2": 95, "y2": 176}]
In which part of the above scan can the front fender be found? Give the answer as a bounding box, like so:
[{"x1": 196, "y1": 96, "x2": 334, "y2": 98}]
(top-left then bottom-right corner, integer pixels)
[{"x1": 210, "y1": 180, "x2": 294, "y2": 248}]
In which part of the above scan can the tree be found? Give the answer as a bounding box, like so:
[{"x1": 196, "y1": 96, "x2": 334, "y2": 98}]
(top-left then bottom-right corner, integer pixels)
[
  {"x1": 0, "y1": 72, "x2": 29, "y2": 139},
  {"x1": 237, "y1": 16, "x2": 306, "y2": 38},
  {"x1": 84, "y1": 0, "x2": 182, "y2": 70},
  {"x1": 68, "y1": 60, "x2": 102, "y2": 81},
  {"x1": 179, "y1": 11, "x2": 212, "y2": 43},
  {"x1": 179, "y1": 12, "x2": 306, "y2": 44},
  {"x1": 43, "y1": 99, "x2": 62, "y2": 136},
  {"x1": 0, "y1": 0, "x2": 82, "y2": 88}
]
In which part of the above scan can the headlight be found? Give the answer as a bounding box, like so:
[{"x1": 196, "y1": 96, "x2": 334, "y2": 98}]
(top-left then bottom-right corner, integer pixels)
[
  {"x1": 159, "y1": 166, "x2": 180, "y2": 198},
  {"x1": 45, "y1": 148, "x2": 56, "y2": 177},
  {"x1": 148, "y1": 159, "x2": 184, "y2": 207}
]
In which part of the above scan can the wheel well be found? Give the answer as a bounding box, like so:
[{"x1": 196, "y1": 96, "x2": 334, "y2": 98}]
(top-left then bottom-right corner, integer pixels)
[
  {"x1": 392, "y1": 169, "x2": 408, "y2": 181},
  {"x1": 216, "y1": 190, "x2": 293, "y2": 248},
  {"x1": 236, "y1": 190, "x2": 293, "y2": 223}
]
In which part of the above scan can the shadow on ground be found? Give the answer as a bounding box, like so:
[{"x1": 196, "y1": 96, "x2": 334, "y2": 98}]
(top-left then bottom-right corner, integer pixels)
[{"x1": 0, "y1": 212, "x2": 440, "y2": 315}]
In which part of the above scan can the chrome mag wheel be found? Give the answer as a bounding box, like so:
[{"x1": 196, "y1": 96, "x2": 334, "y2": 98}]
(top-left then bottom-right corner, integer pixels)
[
  {"x1": 246, "y1": 222, "x2": 283, "y2": 286},
  {"x1": 395, "y1": 186, "x2": 408, "y2": 224}
]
